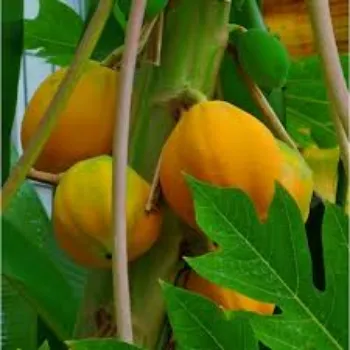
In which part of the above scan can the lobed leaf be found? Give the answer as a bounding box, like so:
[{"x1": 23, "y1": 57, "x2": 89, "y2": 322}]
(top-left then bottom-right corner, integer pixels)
[
  {"x1": 162, "y1": 281, "x2": 259, "y2": 350},
  {"x1": 185, "y1": 175, "x2": 348, "y2": 349}
]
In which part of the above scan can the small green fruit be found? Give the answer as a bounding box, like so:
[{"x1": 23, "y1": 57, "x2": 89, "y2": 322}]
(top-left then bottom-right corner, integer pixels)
[{"x1": 237, "y1": 28, "x2": 290, "y2": 89}]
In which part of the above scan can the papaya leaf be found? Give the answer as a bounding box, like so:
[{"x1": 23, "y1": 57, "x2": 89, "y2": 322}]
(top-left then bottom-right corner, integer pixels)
[
  {"x1": 66, "y1": 339, "x2": 142, "y2": 350},
  {"x1": 285, "y1": 54, "x2": 349, "y2": 148},
  {"x1": 24, "y1": 0, "x2": 84, "y2": 66},
  {"x1": 2, "y1": 148, "x2": 80, "y2": 341},
  {"x1": 3, "y1": 218, "x2": 78, "y2": 340},
  {"x1": 2, "y1": 279, "x2": 37, "y2": 350},
  {"x1": 185, "y1": 175, "x2": 348, "y2": 350},
  {"x1": 2, "y1": 0, "x2": 23, "y2": 184},
  {"x1": 38, "y1": 340, "x2": 51, "y2": 350},
  {"x1": 8, "y1": 146, "x2": 88, "y2": 301},
  {"x1": 161, "y1": 281, "x2": 259, "y2": 350},
  {"x1": 83, "y1": 0, "x2": 124, "y2": 62},
  {"x1": 113, "y1": 2, "x2": 127, "y2": 31}
]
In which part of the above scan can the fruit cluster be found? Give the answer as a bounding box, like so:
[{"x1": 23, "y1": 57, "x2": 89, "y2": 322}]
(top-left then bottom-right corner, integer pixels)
[{"x1": 21, "y1": 59, "x2": 313, "y2": 315}]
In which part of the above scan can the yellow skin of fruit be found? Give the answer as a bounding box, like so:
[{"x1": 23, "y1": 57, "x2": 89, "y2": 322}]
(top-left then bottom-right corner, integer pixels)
[
  {"x1": 277, "y1": 141, "x2": 314, "y2": 222},
  {"x1": 185, "y1": 271, "x2": 275, "y2": 315},
  {"x1": 21, "y1": 60, "x2": 119, "y2": 174},
  {"x1": 53, "y1": 155, "x2": 162, "y2": 268},
  {"x1": 159, "y1": 100, "x2": 284, "y2": 227},
  {"x1": 159, "y1": 100, "x2": 314, "y2": 227}
]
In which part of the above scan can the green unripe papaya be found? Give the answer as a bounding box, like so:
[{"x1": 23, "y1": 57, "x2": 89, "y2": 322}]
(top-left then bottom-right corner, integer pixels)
[{"x1": 236, "y1": 28, "x2": 290, "y2": 89}]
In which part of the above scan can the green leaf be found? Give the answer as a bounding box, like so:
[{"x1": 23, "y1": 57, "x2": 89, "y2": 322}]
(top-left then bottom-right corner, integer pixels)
[
  {"x1": 113, "y1": 2, "x2": 127, "y2": 31},
  {"x1": 84, "y1": 0, "x2": 124, "y2": 62},
  {"x1": 2, "y1": 218, "x2": 78, "y2": 340},
  {"x1": 2, "y1": 0, "x2": 23, "y2": 184},
  {"x1": 24, "y1": 0, "x2": 83, "y2": 66},
  {"x1": 285, "y1": 54, "x2": 349, "y2": 148},
  {"x1": 67, "y1": 339, "x2": 142, "y2": 350},
  {"x1": 38, "y1": 340, "x2": 51, "y2": 350},
  {"x1": 2, "y1": 279, "x2": 37, "y2": 350},
  {"x1": 161, "y1": 281, "x2": 259, "y2": 350},
  {"x1": 8, "y1": 146, "x2": 88, "y2": 301},
  {"x1": 185, "y1": 175, "x2": 348, "y2": 349}
]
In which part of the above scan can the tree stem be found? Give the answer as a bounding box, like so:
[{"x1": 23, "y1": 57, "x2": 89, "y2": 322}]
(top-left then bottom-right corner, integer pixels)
[
  {"x1": 111, "y1": 0, "x2": 146, "y2": 343},
  {"x1": 1, "y1": 0, "x2": 113, "y2": 212},
  {"x1": 306, "y1": 0, "x2": 349, "y2": 137}
]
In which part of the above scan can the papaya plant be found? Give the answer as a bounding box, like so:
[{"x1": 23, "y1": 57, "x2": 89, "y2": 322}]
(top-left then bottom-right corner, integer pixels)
[{"x1": 1, "y1": 0, "x2": 349, "y2": 349}]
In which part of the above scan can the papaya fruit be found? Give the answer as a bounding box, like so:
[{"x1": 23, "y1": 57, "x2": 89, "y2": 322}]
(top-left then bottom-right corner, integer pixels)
[
  {"x1": 21, "y1": 60, "x2": 118, "y2": 174},
  {"x1": 159, "y1": 100, "x2": 284, "y2": 227},
  {"x1": 236, "y1": 28, "x2": 290, "y2": 89},
  {"x1": 53, "y1": 155, "x2": 162, "y2": 268},
  {"x1": 159, "y1": 100, "x2": 313, "y2": 228},
  {"x1": 278, "y1": 141, "x2": 314, "y2": 221},
  {"x1": 185, "y1": 270, "x2": 274, "y2": 315}
]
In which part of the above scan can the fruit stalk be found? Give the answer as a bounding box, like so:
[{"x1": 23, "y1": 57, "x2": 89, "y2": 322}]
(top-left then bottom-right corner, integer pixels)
[
  {"x1": 306, "y1": 0, "x2": 349, "y2": 137},
  {"x1": 1, "y1": 0, "x2": 113, "y2": 212},
  {"x1": 112, "y1": 0, "x2": 147, "y2": 343},
  {"x1": 27, "y1": 168, "x2": 62, "y2": 186}
]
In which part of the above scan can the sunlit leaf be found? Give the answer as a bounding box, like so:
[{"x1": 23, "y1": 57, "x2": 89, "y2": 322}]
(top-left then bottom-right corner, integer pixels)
[
  {"x1": 162, "y1": 281, "x2": 259, "y2": 350},
  {"x1": 285, "y1": 54, "x2": 349, "y2": 148},
  {"x1": 24, "y1": 0, "x2": 83, "y2": 66},
  {"x1": 186, "y1": 176, "x2": 348, "y2": 349}
]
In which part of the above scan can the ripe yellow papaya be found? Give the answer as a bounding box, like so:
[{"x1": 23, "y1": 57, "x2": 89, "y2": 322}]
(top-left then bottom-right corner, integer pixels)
[
  {"x1": 159, "y1": 100, "x2": 314, "y2": 227},
  {"x1": 21, "y1": 60, "x2": 118, "y2": 174},
  {"x1": 159, "y1": 100, "x2": 284, "y2": 227},
  {"x1": 185, "y1": 270, "x2": 275, "y2": 315},
  {"x1": 53, "y1": 156, "x2": 162, "y2": 268},
  {"x1": 277, "y1": 141, "x2": 314, "y2": 221}
]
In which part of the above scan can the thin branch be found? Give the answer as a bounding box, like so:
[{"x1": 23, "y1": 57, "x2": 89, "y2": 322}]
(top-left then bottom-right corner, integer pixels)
[
  {"x1": 1, "y1": 1, "x2": 113, "y2": 212},
  {"x1": 306, "y1": 0, "x2": 349, "y2": 137},
  {"x1": 102, "y1": 16, "x2": 158, "y2": 69},
  {"x1": 27, "y1": 168, "x2": 62, "y2": 186},
  {"x1": 111, "y1": 0, "x2": 147, "y2": 344}
]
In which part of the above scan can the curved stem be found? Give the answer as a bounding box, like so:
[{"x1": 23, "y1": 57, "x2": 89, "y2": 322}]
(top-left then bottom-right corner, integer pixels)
[
  {"x1": 111, "y1": 0, "x2": 146, "y2": 343},
  {"x1": 27, "y1": 168, "x2": 62, "y2": 186},
  {"x1": 1, "y1": 0, "x2": 113, "y2": 212},
  {"x1": 306, "y1": 0, "x2": 349, "y2": 137}
]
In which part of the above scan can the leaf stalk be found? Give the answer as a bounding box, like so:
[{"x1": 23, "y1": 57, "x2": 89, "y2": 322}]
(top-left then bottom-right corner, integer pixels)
[{"x1": 111, "y1": 0, "x2": 147, "y2": 343}]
